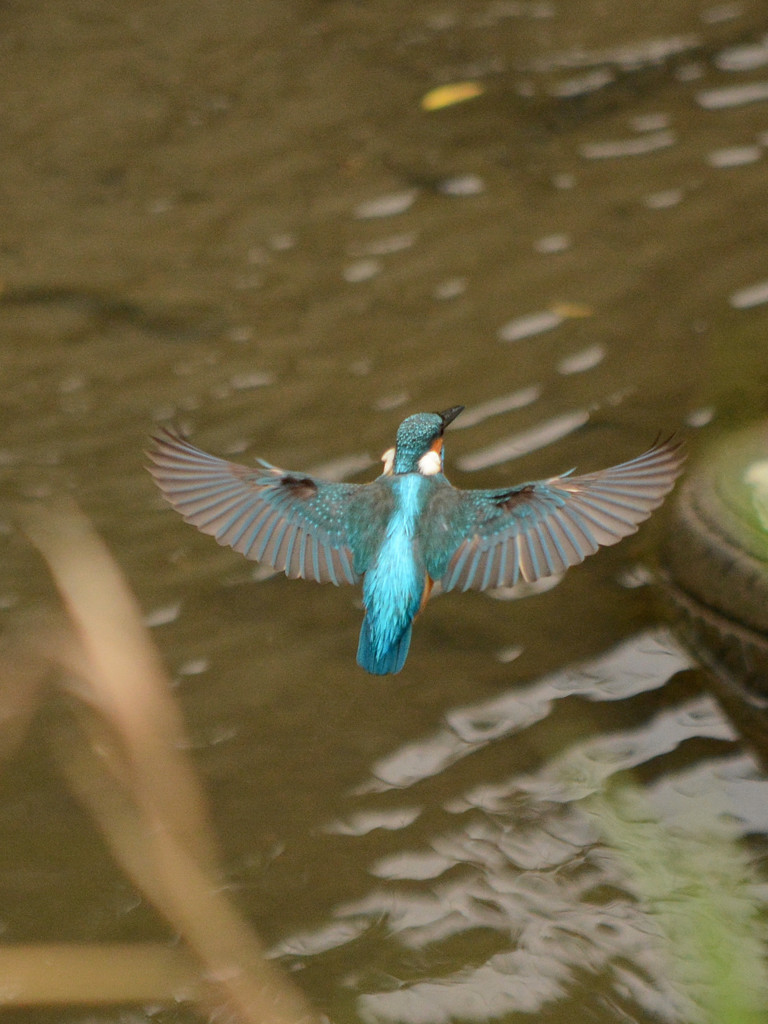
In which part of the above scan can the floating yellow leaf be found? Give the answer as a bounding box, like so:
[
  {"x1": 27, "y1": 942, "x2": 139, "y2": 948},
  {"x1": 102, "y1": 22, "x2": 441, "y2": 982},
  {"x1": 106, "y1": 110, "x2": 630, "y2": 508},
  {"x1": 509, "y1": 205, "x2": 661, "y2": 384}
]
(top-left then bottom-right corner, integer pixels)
[
  {"x1": 421, "y1": 81, "x2": 484, "y2": 112},
  {"x1": 551, "y1": 302, "x2": 593, "y2": 319}
]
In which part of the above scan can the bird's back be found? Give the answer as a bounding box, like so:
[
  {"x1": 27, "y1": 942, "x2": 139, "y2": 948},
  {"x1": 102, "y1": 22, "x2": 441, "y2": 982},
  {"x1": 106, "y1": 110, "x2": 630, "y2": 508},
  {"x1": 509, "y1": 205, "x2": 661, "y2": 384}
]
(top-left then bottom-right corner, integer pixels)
[{"x1": 356, "y1": 472, "x2": 442, "y2": 674}]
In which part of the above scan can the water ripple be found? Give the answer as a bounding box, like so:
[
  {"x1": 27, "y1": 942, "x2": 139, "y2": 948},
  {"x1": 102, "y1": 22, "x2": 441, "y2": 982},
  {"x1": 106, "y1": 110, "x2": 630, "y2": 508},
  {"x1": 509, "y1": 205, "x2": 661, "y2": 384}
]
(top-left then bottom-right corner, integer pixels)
[
  {"x1": 451, "y1": 388, "x2": 541, "y2": 429},
  {"x1": 557, "y1": 344, "x2": 605, "y2": 375},
  {"x1": 456, "y1": 409, "x2": 589, "y2": 471},
  {"x1": 497, "y1": 309, "x2": 563, "y2": 343},
  {"x1": 354, "y1": 191, "x2": 419, "y2": 219},
  {"x1": 729, "y1": 279, "x2": 768, "y2": 309},
  {"x1": 532, "y1": 34, "x2": 700, "y2": 72},
  {"x1": 580, "y1": 129, "x2": 676, "y2": 159},
  {"x1": 697, "y1": 81, "x2": 768, "y2": 108},
  {"x1": 716, "y1": 39, "x2": 768, "y2": 72},
  {"x1": 707, "y1": 145, "x2": 762, "y2": 167},
  {"x1": 357, "y1": 630, "x2": 691, "y2": 793}
]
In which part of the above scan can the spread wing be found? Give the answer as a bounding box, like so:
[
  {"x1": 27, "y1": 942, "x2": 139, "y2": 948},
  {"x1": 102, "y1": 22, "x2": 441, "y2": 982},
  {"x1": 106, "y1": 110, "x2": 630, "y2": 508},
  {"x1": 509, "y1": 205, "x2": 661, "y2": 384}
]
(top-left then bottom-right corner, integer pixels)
[
  {"x1": 148, "y1": 428, "x2": 361, "y2": 585},
  {"x1": 438, "y1": 437, "x2": 685, "y2": 591}
]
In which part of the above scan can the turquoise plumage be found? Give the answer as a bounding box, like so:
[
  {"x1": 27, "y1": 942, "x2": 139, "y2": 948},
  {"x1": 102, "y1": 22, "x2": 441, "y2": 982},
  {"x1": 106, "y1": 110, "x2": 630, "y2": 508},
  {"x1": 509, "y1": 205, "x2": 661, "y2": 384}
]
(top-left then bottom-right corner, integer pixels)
[
  {"x1": 148, "y1": 406, "x2": 684, "y2": 674},
  {"x1": 358, "y1": 473, "x2": 428, "y2": 673}
]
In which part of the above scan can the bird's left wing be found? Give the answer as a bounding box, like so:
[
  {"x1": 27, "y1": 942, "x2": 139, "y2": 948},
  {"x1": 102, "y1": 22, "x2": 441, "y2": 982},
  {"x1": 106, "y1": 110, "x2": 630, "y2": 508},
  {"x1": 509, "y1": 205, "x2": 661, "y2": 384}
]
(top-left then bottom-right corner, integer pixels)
[
  {"x1": 148, "y1": 428, "x2": 362, "y2": 585},
  {"x1": 433, "y1": 437, "x2": 685, "y2": 591}
]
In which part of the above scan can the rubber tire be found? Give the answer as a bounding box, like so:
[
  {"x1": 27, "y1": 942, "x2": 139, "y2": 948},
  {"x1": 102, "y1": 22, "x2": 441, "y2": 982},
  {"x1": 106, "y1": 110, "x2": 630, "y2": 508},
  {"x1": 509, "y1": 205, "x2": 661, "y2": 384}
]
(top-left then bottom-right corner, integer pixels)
[{"x1": 663, "y1": 421, "x2": 768, "y2": 693}]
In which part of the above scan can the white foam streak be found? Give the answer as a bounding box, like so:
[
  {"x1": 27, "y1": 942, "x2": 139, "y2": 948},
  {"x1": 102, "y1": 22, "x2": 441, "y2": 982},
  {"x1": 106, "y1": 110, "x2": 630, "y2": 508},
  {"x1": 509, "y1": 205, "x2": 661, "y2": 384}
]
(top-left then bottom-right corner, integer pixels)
[
  {"x1": 456, "y1": 410, "x2": 589, "y2": 471},
  {"x1": 498, "y1": 310, "x2": 562, "y2": 342},
  {"x1": 697, "y1": 82, "x2": 768, "y2": 108},
  {"x1": 532, "y1": 34, "x2": 699, "y2": 73},
  {"x1": 707, "y1": 146, "x2": 761, "y2": 167},
  {"x1": 580, "y1": 130, "x2": 675, "y2": 159},
  {"x1": 730, "y1": 280, "x2": 768, "y2": 309},
  {"x1": 354, "y1": 190, "x2": 418, "y2": 219},
  {"x1": 716, "y1": 40, "x2": 768, "y2": 72},
  {"x1": 452, "y1": 387, "x2": 541, "y2": 429},
  {"x1": 557, "y1": 344, "x2": 605, "y2": 375}
]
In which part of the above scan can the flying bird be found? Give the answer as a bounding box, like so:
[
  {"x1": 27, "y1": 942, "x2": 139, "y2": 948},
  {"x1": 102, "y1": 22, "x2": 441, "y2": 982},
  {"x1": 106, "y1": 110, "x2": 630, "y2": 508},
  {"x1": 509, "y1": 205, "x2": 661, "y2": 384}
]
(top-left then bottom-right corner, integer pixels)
[{"x1": 148, "y1": 407, "x2": 684, "y2": 675}]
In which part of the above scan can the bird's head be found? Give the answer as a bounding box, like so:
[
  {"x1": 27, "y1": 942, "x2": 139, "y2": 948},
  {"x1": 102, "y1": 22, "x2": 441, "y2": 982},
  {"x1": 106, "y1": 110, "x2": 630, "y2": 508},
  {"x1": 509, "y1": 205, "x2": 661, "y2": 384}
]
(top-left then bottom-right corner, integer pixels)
[{"x1": 382, "y1": 405, "x2": 464, "y2": 476}]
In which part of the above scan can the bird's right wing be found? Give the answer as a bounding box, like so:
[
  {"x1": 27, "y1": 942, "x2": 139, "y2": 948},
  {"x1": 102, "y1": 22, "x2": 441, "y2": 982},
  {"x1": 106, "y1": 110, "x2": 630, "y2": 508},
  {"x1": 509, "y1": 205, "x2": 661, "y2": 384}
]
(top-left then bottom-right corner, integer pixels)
[
  {"x1": 436, "y1": 437, "x2": 685, "y2": 591},
  {"x1": 148, "y1": 428, "x2": 364, "y2": 585}
]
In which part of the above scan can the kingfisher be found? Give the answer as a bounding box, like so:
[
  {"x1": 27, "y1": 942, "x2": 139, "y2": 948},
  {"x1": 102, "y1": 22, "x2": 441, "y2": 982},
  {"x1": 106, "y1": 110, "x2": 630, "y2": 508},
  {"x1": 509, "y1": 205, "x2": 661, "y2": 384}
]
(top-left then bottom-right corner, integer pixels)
[{"x1": 148, "y1": 407, "x2": 684, "y2": 675}]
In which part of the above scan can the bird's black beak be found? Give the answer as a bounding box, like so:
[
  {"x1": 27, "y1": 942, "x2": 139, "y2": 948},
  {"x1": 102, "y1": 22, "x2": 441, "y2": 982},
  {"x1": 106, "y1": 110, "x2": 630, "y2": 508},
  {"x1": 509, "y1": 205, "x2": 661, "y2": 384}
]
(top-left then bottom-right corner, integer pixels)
[{"x1": 437, "y1": 405, "x2": 464, "y2": 432}]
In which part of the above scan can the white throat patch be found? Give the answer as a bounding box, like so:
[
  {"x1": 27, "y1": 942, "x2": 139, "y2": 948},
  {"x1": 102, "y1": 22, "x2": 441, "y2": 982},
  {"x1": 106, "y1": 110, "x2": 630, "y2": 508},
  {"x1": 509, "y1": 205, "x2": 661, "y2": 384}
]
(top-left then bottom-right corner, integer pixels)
[
  {"x1": 380, "y1": 447, "x2": 395, "y2": 475},
  {"x1": 418, "y1": 449, "x2": 442, "y2": 476}
]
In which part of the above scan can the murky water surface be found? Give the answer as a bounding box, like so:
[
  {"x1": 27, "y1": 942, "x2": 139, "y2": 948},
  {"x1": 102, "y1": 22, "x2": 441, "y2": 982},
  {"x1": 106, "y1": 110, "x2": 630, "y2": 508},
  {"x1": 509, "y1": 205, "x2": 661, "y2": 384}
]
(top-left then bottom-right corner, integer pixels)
[{"x1": 3, "y1": 1, "x2": 768, "y2": 1021}]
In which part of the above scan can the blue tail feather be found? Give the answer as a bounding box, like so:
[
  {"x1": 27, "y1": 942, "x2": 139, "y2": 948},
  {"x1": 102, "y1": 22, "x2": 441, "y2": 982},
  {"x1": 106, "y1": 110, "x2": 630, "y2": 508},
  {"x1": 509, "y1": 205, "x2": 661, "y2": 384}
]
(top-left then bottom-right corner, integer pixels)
[{"x1": 357, "y1": 616, "x2": 412, "y2": 675}]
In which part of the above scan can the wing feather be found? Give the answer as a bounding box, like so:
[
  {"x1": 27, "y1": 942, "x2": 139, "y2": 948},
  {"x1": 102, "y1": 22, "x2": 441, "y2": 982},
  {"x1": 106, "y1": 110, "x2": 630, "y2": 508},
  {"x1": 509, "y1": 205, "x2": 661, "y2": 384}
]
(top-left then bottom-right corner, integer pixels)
[
  {"x1": 250, "y1": 510, "x2": 282, "y2": 562},
  {"x1": 440, "y1": 437, "x2": 684, "y2": 591},
  {"x1": 338, "y1": 547, "x2": 357, "y2": 585},
  {"x1": 219, "y1": 501, "x2": 270, "y2": 548},
  {"x1": 518, "y1": 531, "x2": 539, "y2": 582},
  {"x1": 310, "y1": 534, "x2": 321, "y2": 583},
  {"x1": 533, "y1": 520, "x2": 559, "y2": 577},
  {"x1": 200, "y1": 494, "x2": 263, "y2": 536},
  {"x1": 297, "y1": 532, "x2": 309, "y2": 581},
  {"x1": 316, "y1": 540, "x2": 334, "y2": 586},
  {"x1": 558, "y1": 506, "x2": 599, "y2": 556},
  {"x1": 479, "y1": 543, "x2": 499, "y2": 591},
  {"x1": 148, "y1": 428, "x2": 362, "y2": 585},
  {"x1": 232, "y1": 505, "x2": 275, "y2": 557},
  {"x1": 540, "y1": 516, "x2": 574, "y2": 572},
  {"x1": 280, "y1": 523, "x2": 300, "y2": 578},
  {"x1": 262, "y1": 518, "x2": 291, "y2": 566},
  {"x1": 445, "y1": 543, "x2": 473, "y2": 592},
  {"x1": 496, "y1": 539, "x2": 508, "y2": 589}
]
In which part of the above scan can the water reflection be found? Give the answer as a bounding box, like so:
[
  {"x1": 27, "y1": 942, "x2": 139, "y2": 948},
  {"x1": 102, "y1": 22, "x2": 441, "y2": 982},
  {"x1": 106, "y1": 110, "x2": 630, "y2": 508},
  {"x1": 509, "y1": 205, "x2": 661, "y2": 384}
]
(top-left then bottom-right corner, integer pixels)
[
  {"x1": 557, "y1": 344, "x2": 605, "y2": 375},
  {"x1": 4, "y1": 0, "x2": 768, "y2": 1019},
  {"x1": 280, "y1": 630, "x2": 763, "y2": 1022},
  {"x1": 497, "y1": 310, "x2": 564, "y2": 343},
  {"x1": 697, "y1": 81, "x2": 768, "y2": 107},
  {"x1": 451, "y1": 388, "x2": 541, "y2": 430},
  {"x1": 456, "y1": 409, "x2": 590, "y2": 470},
  {"x1": 579, "y1": 130, "x2": 676, "y2": 159},
  {"x1": 343, "y1": 630, "x2": 694, "y2": 793}
]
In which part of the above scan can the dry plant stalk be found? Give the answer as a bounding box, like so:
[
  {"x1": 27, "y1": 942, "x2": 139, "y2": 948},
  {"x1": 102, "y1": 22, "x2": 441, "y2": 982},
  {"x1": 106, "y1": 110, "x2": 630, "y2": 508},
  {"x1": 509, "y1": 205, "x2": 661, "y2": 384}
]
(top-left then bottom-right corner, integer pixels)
[{"x1": 1, "y1": 499, "x2": 323, "y2": 1024}]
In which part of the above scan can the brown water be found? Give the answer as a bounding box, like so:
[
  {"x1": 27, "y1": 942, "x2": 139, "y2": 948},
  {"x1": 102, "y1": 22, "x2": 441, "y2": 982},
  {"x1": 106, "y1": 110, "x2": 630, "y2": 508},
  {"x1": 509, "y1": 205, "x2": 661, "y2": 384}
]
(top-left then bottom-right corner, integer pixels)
[{"x1": 3, "y1": 1, "x2": 768, "y2": 1021}]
